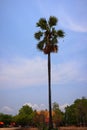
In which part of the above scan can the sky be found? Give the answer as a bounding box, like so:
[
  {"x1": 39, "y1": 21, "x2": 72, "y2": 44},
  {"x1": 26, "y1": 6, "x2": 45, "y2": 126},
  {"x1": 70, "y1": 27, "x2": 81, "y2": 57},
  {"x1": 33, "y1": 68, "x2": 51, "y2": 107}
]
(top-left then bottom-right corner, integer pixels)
[{"x1": 0, "y1": 0, "x2": 87, "y2": 115}]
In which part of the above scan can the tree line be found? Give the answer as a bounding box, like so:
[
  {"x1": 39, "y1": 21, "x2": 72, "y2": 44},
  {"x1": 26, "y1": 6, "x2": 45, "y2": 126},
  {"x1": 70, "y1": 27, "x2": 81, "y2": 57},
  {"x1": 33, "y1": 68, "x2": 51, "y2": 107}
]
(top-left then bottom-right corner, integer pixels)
[{"x1": 0, "y1": 97, "x2": 87, "y2": 128}]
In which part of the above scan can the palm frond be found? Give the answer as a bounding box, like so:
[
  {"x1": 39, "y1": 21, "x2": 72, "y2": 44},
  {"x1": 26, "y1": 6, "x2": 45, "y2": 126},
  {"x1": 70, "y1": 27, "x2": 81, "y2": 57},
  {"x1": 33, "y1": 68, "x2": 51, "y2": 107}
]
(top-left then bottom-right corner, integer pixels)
[
  {"x1": 51, "y1": 36, "x2": 58, "y2": 44},
  {"x1": 48, "y1": 16, "x2": 58, "y2": 27},
  {"x1": 57, "y1": 30, "x2": 65, "y2": 37},
  {"x1": 36, "y1": 18, "x2": 48, "y2": 30},
  {"x1": 37, "y1": 40, "x2": 45, "y2": 51},
  {"x1": 51, "y1": 28, "x2": 57, "y2": 35},
  {"x1": 34, "y1": 31, "x2": 43, "y2": 40},
  {"x1": 35, "y1": 16, "x2": 65, "y2": 53}
]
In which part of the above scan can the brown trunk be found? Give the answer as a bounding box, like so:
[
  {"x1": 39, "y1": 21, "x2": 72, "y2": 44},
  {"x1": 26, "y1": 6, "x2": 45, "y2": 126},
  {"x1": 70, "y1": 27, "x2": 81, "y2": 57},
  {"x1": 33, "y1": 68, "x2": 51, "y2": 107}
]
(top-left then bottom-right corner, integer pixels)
[{"x1": 48, "y1": 53, "x2": 53, "y2": 130}]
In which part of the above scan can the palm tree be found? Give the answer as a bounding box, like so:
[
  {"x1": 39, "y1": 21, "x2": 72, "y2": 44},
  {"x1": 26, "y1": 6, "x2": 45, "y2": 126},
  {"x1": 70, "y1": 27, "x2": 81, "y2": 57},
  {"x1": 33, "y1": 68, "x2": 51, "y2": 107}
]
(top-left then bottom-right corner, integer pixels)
[{"x1": 34, "y1": 16, "x2": 65, "y2": 129}]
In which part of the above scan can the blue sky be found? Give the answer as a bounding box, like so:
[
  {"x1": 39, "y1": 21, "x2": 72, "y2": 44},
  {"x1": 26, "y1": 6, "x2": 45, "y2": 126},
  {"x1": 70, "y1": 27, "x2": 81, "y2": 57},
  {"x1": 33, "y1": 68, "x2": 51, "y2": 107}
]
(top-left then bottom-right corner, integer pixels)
[{"x1": 0, "y1": 0, "x2": 87, "y2": 115}]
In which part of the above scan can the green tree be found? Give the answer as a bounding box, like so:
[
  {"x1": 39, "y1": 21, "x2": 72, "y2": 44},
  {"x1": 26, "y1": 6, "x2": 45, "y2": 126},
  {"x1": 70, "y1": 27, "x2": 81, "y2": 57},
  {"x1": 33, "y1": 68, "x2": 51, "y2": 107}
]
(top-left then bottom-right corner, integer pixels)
[
  {"x1": 53, "y1": 102, "x2": 59, "y2": 111},
  {"x1": 65, "y1": 104, "x2": 77, "y2": 125},
  {"x1": 74, "y1": 97, "x2": 87, "y2": 126},
  {"x1": 34, "y1": 16, "x2": 64, "y2": 130},
  {"x1": 65, "y1": 97, "x2": 87, "y2": 126},
  {"x1": 15, "y1": 105, "x2": 34, "y2": 126},
  {"x1": 0, "y1": 113, "x2": 13, "y2": 126},
  {"x1": 52, "y1": 102, "x2": 63, "y2": 127}
]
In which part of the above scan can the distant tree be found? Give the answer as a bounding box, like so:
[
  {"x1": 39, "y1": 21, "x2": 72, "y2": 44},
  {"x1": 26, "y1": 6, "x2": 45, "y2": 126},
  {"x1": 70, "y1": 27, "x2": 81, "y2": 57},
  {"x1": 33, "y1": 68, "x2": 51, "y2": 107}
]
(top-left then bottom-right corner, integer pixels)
[
  {"x1": 0, "y1": 113, "x2": 13, "y2": 126},
  {"x1": 52, "y1": 102, "x2": 63, "y2": 127},
  {"x1": 53, "y1": 102, "x2": 59, "y2": 111},
  {"x1": 65, "y1": 97, "x2": 87, "y2": 126},
  {"x1": 65, "y1": 104, "x2": 77, "y2": 125},
  {"x1": 33, "y1": 110, "x2": 40, "y2": 127},
  {"x1": 74, "y1": 97, "x2": 87, "y2": 126},
  {"x1": 15, "y1": 105, "x2": 34, "y2": 126},
  {"x1": 34, "y1": 16, "x2": 65, "y2": 130}
]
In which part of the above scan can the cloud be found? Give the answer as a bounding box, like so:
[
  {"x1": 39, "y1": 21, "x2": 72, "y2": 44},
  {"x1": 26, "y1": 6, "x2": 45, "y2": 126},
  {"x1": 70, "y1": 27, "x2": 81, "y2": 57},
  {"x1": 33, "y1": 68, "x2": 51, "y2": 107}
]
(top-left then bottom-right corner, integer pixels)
[
  {"x1": 36, "y1": 0, "x2": 87, "y2": 32},
  {"x1": 24, "y1": 102, "x2": 69, "y2": 112},
  {"x1": 60, "y1": 14, "x2": 87, "y2": 32},
  {"x1": 52, "y1": 61, "x2": 87, "y2": 84},
  {"x1": 23, "y1": 102, "x2": 47, "y2": 110},
  {"x1": 0, "y1": 106, "x2": 14, "y2": 114},
  {"x1": 0, "y1": 57, "x2": 47, "y2": 88},
  {"x1": 59, "y1": 103, "x2": 69, "y2": 112},
  {"x1": 0, "y1": 103, "x2": 67, "y2": 115},
  {"x1": 0, "y1": 57, "x2": 86, "y2": 88}
]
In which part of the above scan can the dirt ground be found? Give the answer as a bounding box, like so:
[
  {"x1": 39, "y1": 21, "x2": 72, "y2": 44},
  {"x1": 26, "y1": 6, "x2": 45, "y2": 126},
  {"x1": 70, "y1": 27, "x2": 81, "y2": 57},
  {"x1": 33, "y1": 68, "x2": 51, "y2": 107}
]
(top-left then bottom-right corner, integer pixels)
[
  {"x1": 0, "y1": 128, "x2": 38, "y2": 130},
  {"x1": 0, "y1": 127, "x2": 87, "y2": 130},
  {"x1": 59, "y1": 127, "x2": 87, "y2": 130}
]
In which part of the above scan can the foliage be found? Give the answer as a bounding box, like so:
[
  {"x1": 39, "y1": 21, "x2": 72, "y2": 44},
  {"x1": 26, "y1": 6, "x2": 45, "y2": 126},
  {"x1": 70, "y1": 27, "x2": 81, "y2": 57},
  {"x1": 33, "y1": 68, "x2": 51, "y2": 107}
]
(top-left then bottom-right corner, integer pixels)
[
  {"x1": 34, "y1": 16, "x2": 65, "y2": 54},
  {"x1": 0, "y1": 113, "x2": 13, "y2": 126},
  {"x1": 52, "y1": 102, "x2": 64, "y2": 127},
  {"x1": 52, "y1": 102, "x2": 59, "y2": 111},
  {"x1": 14, "y1": 105, "x2": 34, "y2": 126},
  {"x1": 65, "y1": 97, "x2": 87, "y2": 126},
  {"x1": 0, "y1": 97, "x2": 87, "y2": 127}
]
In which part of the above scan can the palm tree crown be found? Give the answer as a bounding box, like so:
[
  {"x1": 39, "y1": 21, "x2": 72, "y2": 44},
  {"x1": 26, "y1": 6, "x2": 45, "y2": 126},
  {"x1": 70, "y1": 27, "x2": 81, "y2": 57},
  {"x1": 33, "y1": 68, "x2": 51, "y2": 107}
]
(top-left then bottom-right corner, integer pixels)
[{"x1": 34, "y1": 16, "x2": 65, "y2": 54}]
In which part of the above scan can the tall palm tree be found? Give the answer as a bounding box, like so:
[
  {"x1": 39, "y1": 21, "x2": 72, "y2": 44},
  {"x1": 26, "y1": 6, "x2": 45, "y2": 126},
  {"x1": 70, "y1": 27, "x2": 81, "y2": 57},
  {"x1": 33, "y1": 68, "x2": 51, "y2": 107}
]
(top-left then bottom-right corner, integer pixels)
[{"x1": 34, "y1": 16, "x2": 65, "y2": 129}]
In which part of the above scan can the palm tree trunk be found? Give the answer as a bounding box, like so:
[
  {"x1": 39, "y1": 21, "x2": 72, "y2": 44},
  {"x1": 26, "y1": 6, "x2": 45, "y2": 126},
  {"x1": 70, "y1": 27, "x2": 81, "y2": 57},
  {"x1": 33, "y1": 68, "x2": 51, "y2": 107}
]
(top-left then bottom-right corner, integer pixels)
[{"x1": 48, "y1": 53, "x2": 53, "y2": 130}]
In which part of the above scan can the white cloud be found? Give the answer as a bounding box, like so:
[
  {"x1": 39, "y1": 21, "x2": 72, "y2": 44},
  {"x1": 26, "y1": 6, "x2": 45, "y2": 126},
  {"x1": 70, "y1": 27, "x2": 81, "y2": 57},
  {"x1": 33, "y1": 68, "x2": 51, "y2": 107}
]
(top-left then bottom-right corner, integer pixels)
[
  {"x1": 59, "y1": 103, "x2": 69, "y2": 112},
  {"x1": 52, "y1": 60, "x2": 87, "y2": 85},
  {"x1": 0, "y1": 57, "x2": 47, "y2": 88},
  {"x1": 24, "y1": 102, "x2": 69, "y2": 112},
  {"x1": 0, "y1": 57, "x2": 86, "y2": 88},
  {"x1": 36, "y1": 0, "x2": 87, "y2": 32},
  {"x1": 24, "y1": 102, "x2": 46, "y2": 110},
  {"x1": 0, "y1": 106, "x2": 14, "y2": 114},
  {"x1": 60, "y1": 14, "x2": 87, "y2": 32}
]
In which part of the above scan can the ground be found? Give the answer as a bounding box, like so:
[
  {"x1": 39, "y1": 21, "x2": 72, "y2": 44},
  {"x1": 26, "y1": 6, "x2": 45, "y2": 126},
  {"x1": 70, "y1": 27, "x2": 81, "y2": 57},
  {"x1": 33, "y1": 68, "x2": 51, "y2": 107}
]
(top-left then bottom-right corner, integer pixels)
[{"x1": 0, "y1": 127, "x2": 87, "y2": 130}]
